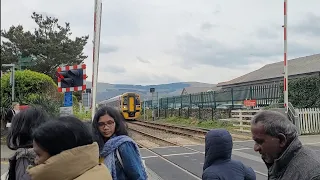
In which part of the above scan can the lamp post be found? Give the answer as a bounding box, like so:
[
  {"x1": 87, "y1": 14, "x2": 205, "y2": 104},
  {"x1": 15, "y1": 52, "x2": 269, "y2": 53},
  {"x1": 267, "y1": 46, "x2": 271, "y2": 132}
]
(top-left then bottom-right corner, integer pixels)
[{"x1": 2, "y1": 64, "x2": 15, "y2": 101}]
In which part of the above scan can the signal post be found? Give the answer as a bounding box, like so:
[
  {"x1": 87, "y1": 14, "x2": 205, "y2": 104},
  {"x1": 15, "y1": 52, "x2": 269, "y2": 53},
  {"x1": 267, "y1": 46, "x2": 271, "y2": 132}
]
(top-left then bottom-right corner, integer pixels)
[{"x1": 56, "y1": 64, "x2": 87, "y2": 116}]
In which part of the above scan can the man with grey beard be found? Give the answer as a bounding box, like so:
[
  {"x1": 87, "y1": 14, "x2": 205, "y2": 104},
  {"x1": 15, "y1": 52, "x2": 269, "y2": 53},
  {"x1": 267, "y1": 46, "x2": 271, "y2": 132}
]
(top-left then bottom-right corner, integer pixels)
[{"x1": 251, "y1": 110, "x2": 320, "y2": 180}]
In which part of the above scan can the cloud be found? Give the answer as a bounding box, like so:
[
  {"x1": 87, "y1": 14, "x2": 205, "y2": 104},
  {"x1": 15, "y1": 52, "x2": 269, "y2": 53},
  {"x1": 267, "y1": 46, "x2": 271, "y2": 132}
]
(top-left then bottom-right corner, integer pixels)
[
  {"x1": 100, "y1": 44, "x2": 119, "y2": 54},
  {"x1": 136, "y1": 56, "x2": 150, "y2": 64},
  {"x1": 170, "y1": 12, "x2": 320, "y2": 69},
  {"x1": 100, "y1": 65, "x2": 126, "y2": 74},
  {"x1": 291, "y1": 13, "x2": 320, "y2": 36},
  {"x1": 1, "y1": 0, "x2": 320, "y2": 85},
  {"x1": 201, "y1": 22, "x2": 218, "y2": 31}
]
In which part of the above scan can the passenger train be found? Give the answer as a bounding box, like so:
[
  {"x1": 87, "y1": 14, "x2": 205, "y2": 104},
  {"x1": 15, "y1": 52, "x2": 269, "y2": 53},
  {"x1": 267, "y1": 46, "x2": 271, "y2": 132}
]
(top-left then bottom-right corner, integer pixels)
[{"x1": 98, "y1": 92, "x2": 141, "y2": 120}]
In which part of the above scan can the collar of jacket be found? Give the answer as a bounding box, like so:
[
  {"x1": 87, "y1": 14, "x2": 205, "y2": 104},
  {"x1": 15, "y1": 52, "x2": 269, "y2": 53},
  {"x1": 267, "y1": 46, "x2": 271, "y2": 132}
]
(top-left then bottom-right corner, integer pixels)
[
  {"x1": 268, "y1": 137, "x2": 302, "y2": 178},
  {"x1": 27, "y1": 142, "x2": 100, "y2": 180},
  {"x1": 13, "y1": 148, "x2": 36, "y2": 162}
]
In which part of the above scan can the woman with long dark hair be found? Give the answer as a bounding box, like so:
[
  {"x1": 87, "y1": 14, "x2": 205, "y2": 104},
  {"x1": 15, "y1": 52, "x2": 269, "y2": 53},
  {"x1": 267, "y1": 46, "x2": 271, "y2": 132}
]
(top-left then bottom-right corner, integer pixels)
[
  {"x1": 92, "y1": 106, "x2": 147, "y2": 180},
  {"x1": 6, "y1": 106, "x2": 49, "y2": 180},
  {"x1": 26, "y1": 116, "x2": 112, "y2": 180}
]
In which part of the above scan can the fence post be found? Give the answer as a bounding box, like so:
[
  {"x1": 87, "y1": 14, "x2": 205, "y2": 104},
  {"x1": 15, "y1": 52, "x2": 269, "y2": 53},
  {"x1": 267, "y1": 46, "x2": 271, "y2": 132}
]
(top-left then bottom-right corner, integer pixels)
[
  {"x1": 199, "y1": 92, "x2": 203, "y2": 119},
  {"x1": 179, "y1": 96, "x2": 182, "y2": 117},
  {"x1": 166, "y1": 98, "x2": 168, "y2": 118},
  {"x1": 211, "y1": 107, "x2": 214, "y2": 120},
  {"x1": 188, "y1": 94, "x2": 192, "y2": 118},
  {"x1": 231, "y1": 88, "x2": 234, "y2": 108},
  {"x1": 213, "y1": 91, "x2": 216, "y2": 109}
]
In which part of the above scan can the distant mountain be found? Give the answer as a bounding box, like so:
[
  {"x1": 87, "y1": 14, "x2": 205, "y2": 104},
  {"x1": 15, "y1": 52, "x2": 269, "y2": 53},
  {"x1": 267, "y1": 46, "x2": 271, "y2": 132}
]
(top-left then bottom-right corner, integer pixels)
[{"x1": 86, "y1": 81, "x2": 216, "y2": 102}]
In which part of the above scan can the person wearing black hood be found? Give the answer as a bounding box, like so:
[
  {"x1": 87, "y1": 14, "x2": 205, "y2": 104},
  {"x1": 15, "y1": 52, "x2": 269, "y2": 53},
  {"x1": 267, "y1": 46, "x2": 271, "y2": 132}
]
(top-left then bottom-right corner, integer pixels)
[{"x1": 202, "y1": 129, "x2": 256, "y2": 180}]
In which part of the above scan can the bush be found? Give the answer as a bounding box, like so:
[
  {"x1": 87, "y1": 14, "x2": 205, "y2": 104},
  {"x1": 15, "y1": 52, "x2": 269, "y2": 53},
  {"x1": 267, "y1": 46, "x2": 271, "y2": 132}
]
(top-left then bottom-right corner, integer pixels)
[
  {"x1": 1, "y1": 70, "x2": 62, "y2": 117},
  {"x1": 279, "y1": 76, "x2": 320, "y2": 108}
]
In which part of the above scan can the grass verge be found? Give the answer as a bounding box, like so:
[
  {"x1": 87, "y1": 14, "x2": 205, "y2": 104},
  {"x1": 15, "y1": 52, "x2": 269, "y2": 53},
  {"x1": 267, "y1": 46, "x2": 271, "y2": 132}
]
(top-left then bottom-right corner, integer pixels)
[{"x1": 154, "y1": 116, "x2": 235, "y2": 131}]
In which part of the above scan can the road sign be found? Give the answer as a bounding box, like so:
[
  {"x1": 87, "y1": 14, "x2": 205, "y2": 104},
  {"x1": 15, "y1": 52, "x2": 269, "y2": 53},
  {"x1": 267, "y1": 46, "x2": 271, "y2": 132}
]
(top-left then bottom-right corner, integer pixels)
[
  {"x1": 244, "y1": 99, "x2": 257, "y2": 107},
  {"x1": 57, "y1": 64, "x2": 87, "y2": 92},
  {"x1": 64, "y1": 92, "x2": 73, "y2": 107},
  {"x1": 60, "y1": 107, "x2": 73, "y2": 116}
]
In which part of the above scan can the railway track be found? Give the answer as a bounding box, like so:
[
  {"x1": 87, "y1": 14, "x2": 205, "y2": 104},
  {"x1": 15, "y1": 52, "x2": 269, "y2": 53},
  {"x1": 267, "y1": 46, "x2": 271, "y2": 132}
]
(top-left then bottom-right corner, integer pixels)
[
  {"x1": 129, "y1": 120, "x2": 205, "y2": 142},
  {"x1": 128, "y1": 126, "x2": 203, "y2": 179},
  {"x1": 128, "y1": 126, "x2": 267, "y2": 179},
  {"x1": 132, "y1": 120, "x2": 252, "y2": 140}
]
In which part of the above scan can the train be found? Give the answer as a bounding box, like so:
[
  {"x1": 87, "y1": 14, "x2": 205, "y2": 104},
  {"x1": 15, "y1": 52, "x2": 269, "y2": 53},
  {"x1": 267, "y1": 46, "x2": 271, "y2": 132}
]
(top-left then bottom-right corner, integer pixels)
[{"x1": 98, "y1": 92, "x2": 141, "y2": 120}]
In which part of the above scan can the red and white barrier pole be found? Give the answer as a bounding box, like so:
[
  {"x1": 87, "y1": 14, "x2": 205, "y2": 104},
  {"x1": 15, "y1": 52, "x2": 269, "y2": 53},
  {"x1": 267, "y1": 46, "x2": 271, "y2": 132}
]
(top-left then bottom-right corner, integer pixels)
[
  {"x1": 91, "y1": 0, "x2": 102, "y2": 120},
  {"x1": 283, "y1": 0, "x2": 288, "y2": 113}
]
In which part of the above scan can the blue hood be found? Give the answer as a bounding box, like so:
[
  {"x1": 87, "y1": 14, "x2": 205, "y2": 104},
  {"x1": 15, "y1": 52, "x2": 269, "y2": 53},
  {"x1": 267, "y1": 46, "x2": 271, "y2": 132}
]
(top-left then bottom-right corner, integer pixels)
[{"x1": 203, "y1": 129, "x2": 233, "y2": 170}]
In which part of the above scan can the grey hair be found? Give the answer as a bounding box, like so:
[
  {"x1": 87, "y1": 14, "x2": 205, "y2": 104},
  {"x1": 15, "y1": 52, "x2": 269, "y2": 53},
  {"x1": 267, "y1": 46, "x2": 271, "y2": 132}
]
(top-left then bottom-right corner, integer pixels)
[{"x1": 251, "y1": 110, "x2": 298, "y2": 141}]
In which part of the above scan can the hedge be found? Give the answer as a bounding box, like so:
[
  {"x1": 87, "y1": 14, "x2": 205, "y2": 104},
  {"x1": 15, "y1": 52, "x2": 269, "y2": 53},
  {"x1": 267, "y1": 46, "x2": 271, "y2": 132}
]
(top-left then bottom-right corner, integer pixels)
[
  {"x1": 279, "y1": 76, "x2": 320, "y2": 108},
  {"x1": 1, "y1": 70, "x2": 62, "y2": 117}
]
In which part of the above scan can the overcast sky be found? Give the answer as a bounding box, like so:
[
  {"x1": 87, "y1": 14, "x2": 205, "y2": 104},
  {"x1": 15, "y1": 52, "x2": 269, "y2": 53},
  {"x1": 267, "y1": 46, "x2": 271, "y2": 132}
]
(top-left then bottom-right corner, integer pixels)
[{"x1": 2, "y1": 0, "x2": 320, "y2": 85}]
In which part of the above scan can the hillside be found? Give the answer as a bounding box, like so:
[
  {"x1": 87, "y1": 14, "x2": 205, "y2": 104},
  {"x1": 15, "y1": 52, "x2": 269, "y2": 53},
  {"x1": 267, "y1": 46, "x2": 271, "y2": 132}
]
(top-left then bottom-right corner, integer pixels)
[{"x1": 85, "y1": 81, "x2": 215, "y2": 102}]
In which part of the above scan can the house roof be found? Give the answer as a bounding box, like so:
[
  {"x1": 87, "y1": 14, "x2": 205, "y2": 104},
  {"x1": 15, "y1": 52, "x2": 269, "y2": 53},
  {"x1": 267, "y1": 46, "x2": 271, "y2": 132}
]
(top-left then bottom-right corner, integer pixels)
[
  {"x1": 181, "y1": 86, "x2": 219, "y2": 95},
  {"x1": 217, "y1": 54, "x2": 320, "y2": 87}
]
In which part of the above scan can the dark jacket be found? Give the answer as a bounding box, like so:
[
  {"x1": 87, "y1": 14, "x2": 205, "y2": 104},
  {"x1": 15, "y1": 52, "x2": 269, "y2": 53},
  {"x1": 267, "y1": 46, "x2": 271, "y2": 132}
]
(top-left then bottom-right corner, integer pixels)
[
  {"x1": 202, "y1": 129, "x2": 256, "y2": 180},
  {"x1": 266, "y1": 137, "x2": 320, "y2": 180},
  {"x1": 8, "y1": 148, "x2": 35, "y2": 180}
]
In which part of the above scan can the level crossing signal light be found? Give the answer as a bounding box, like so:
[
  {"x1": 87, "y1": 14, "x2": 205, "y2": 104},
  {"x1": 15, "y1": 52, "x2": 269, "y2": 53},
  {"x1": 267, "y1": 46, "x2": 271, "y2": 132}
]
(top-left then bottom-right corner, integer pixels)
[{"x1": 56, "y1": 64, "x2": 87, "y2": 92}]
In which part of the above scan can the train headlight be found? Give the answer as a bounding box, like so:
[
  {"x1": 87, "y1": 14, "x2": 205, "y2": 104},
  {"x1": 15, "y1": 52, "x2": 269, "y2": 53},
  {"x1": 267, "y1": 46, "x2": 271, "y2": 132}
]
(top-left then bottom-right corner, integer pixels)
[{"x1": 123, "y1": 105, "x2": 127, "y2": 109}]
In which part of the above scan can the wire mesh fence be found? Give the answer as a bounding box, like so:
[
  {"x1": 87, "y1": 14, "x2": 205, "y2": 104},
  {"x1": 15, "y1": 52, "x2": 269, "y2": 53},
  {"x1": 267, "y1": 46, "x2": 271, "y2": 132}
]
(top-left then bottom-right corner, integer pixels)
[{"x1": 143, "y1": 84, "x2": 282, "y2": 110}]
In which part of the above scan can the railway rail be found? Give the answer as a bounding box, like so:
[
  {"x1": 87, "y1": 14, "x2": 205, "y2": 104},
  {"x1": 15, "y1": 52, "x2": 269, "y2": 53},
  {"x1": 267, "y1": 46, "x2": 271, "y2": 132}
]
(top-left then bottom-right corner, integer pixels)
[
  {"x1": 128, "y1": 125, "x2": 267, "y2": 179},
  {"x1": 129, "y1": 120, "x2": 205, "y2": 142},
  {"x1": 133, "y1": 120, "x2": 251, "y2": 140},
  {"x1": 128, "y1": 126, "x2": 202, "y2": 179}
]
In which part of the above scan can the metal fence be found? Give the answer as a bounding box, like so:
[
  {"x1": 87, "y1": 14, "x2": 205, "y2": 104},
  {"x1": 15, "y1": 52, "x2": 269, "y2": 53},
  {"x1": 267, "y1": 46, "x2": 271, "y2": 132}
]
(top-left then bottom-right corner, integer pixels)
[{"x1": 142, "y1": 84, "x2": 282, "y2": 109}]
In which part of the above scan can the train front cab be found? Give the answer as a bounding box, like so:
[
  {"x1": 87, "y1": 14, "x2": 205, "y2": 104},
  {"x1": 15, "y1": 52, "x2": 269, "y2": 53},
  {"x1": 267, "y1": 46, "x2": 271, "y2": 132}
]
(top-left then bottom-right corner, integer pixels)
[{"x1": 121, "y1": 93, "x2": 141, "y2": 120}]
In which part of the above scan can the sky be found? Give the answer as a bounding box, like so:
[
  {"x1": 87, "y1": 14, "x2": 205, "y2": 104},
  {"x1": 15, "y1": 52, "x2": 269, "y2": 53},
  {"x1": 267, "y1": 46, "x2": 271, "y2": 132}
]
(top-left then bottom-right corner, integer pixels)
[{"x1": 1, "y1": 0, "x2": 320, "y2": 85}]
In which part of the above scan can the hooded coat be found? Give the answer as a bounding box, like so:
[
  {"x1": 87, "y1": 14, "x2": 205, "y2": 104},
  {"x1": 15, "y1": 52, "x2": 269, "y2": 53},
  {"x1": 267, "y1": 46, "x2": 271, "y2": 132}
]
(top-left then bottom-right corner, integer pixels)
[
  {"x1": 26, "y1": 142, "x2": 112, "y2": 180},
  {"x1": 202, "y1": 129, "x2": 256, "y2": 180}
]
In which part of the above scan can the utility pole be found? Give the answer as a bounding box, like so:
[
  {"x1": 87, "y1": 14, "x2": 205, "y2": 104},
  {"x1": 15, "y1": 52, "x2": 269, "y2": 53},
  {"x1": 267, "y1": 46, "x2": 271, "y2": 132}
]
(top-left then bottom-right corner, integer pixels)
[
  {"x1": 91, "y1": 0, "x2": 102, "y2": 120},
  {"x1": 2, "y1": 64, "x2": 15, "y2": 102}
]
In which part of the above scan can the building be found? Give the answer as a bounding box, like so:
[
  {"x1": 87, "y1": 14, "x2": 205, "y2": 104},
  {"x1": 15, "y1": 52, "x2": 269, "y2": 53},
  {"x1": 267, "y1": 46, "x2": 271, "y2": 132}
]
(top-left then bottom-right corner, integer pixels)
[
  {"x1": 217, "y1": 54, "x2": 320, "y2": 89},
  {"x1": 181, "y1": 86, "x2": 220, "y2": 95}
]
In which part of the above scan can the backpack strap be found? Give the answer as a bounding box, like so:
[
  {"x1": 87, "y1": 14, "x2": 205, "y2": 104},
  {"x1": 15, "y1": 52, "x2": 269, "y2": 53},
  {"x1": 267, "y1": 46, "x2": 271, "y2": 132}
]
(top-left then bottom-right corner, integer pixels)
[{"x1": 116, "y1": 148, "x2": 124, "y2": 168}]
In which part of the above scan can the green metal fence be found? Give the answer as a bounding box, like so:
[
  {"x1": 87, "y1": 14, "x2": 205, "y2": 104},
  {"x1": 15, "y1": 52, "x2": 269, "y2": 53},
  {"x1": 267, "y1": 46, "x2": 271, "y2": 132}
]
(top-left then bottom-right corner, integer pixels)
[{"x1": 142, "y1": 84, "x2": 282, "y2": 109}]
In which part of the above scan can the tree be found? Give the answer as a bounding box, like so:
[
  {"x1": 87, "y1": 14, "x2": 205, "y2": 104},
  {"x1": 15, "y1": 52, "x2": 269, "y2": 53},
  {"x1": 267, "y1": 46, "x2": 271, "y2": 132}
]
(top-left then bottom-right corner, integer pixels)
[{"x1": 1, "y1": 12, "x2": 89, "y2": 79}]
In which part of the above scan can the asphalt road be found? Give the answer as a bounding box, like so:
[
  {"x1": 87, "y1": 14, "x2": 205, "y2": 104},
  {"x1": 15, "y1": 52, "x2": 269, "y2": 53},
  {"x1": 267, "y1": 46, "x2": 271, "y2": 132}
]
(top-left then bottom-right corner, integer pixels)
[
  {"x1": 1, "y1": 135, "x2": 319, "y2": 180},
  {"x1": 141, "y1": 135, "x2": 320, "y2": 180}
]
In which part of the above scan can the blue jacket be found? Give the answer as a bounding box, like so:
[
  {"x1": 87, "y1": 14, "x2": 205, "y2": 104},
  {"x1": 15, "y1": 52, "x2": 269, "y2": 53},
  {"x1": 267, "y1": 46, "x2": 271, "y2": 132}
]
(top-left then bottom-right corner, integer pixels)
[
  {"x1": 202, "y1": 129, "x2": 256, "y2": 180},
  {"x1": 100, "y1": 135, "x2": 147, "y2": 180}
]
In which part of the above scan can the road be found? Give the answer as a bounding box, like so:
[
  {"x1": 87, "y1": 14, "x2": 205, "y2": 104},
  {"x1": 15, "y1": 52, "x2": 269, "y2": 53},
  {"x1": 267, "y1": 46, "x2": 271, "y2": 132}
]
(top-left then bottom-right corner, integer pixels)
[
  {"x1": 1, "y1": 135, "x2": 319, "y2": 180},
  {"x1": 140, "y1": 135, "x2": 320, "y2": 180}
]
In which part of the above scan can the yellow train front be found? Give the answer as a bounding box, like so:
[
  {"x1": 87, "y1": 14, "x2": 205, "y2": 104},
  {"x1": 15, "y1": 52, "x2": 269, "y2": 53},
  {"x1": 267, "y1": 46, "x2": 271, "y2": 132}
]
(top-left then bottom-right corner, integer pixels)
[{"x1": 98, "y1": 92, "x2": 141, "y2": 120}]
